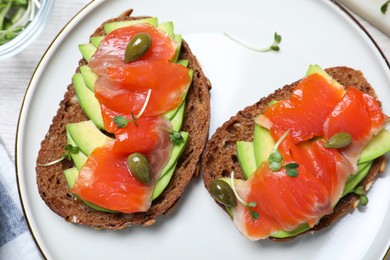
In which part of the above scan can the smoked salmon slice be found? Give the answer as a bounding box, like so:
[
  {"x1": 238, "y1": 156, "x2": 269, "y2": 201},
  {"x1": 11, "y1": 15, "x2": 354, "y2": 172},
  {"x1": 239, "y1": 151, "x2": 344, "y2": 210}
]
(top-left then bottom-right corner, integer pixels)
[
  {"x1": 260, "y1": 73, "x2": 345, "y2": 143},
  {"x1": 71, "y1": 145, "x2": 152, "y2": 213}
]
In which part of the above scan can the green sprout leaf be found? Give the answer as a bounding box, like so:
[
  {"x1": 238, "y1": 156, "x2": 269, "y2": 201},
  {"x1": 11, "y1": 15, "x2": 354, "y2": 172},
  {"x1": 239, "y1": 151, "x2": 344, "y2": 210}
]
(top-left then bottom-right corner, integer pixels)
[
  {"x1": 113, "y1": 115, "x2": 130, "y2": 128},
  {"x1": 224, "y1": 31, "x2": 282, "y2": 52},
  {"x1": 169, "y1": 131, "x2": 184, "y2": 145},
  {"x1": 38, "y1": 144, "x2": 80, "y2": 167},
  {"x1": 267, "y1": 130, "x2": 300, "y2": 177},
  {"x1": 381, "y1": 1, "x2": 390, "y2": 14}
]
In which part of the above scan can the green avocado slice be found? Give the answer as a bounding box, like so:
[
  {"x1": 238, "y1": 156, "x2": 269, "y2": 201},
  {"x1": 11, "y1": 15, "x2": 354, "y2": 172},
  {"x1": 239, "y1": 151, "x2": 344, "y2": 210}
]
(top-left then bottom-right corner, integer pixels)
[
  {"x1": 72, "y1": 73, "x2": 104, "y2": 129},
  {"x1": 78, "y1": 43, "x2": 96, "y2": 62},
  {"x1": 104, "y1": 17, "x2": 158, "y2": 34},
  {"x1": 236, "y1": 141, "x2": 257, "y2": 179},
  {"x1": 79, "y1": 65, "x2": 98, "y2": 91},
  {"x1": 90, "y1": 36, "x2": 104, "y2": 48},
  {"x1": 358, "y1": 129, "x2": 390, "y2": 163},
  {"x1": 157, "y1": 21, "x2": 174, "y2": 38},
  {"x1": 253, "y1": 124, "x2": 274, "y2": 169},
  {"x1": 66, "y1": 120, "x2": 113, "y2": 156},
  {"x1": 66, "y1": 130, "x2": 88, "y2": 170}
]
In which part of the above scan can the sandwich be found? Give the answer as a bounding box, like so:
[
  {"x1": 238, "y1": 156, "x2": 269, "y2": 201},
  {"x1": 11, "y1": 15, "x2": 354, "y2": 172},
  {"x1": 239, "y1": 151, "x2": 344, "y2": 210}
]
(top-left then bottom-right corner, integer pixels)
[
  {"x1": 36, "y1": 9, "x2": 211, "y2": 229},
  {"x1": 201, "y1": 65, "x2": 389, "y2": 241}
]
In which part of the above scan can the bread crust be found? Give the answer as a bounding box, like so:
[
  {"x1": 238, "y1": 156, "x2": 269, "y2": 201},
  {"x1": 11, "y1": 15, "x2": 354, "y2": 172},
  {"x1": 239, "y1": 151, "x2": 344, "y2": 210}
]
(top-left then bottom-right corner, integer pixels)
[
  {"x1": 201, "y1": 66, "x2": 386, "y2": 241},
  {"x1": 36, "y1": 11, "x2": 211, "y2": 229}
]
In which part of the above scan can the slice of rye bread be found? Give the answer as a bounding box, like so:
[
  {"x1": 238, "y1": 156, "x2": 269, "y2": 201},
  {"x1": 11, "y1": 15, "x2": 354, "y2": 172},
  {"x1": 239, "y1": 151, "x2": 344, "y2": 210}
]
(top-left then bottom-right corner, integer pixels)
[
  {"x1": 201, "y1": 66, "x2": 387, "y2": 241},
  {"x1": 35, "y1": 10, "x2": 211, "y2": 229}
]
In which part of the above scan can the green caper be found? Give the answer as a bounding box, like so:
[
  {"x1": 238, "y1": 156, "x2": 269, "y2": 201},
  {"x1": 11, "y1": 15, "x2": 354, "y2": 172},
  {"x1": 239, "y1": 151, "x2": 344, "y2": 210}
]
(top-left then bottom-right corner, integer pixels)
[
  {"x1": 127, "y1": 153, "x2": 152, "y2": 185},
  {"x1": 124, "y1": 33, "x2": 152, "y2": 63},
  {"x1": 210, "y1": 180, "x2": 237, "y2": 207},
  {"x1": 324, "y1": 132, "x2": 352, "y2": 149}
]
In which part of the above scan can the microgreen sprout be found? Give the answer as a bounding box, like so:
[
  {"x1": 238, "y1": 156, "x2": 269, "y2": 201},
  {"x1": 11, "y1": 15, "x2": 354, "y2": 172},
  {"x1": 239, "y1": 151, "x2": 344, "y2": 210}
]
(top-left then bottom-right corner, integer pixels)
[
  {"x1": 354, "y1": 185, "x2": 368, "y2": 206},
  {"x1": 169, "y1": 130, "x2": 184, "y2": 145},
  {"x1": 230, "y1": 171, "x2": 259, "y2": 221},
  {"x1": 224, "y1": 32, "x2": 282, "y2": 52},
  {"x1": 113, "y1": 89, "x2": 152, "y2": 128},
  {"x1": 381, "y1": 1, "x2": 390, "y2": 14},
  {"x1": 38, "y1": 144, "x2": 80, "y2": 166},
  {"x1": 268, "y1": 130, "x2": 300, "y2": 177}
]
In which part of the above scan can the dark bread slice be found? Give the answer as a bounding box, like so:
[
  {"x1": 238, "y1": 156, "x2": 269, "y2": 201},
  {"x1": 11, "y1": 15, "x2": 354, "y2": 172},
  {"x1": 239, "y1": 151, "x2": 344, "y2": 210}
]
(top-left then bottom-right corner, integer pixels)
[
  {"x1": 201, "y1": 66, "x2": 387, "y2": 241},
  {"x1": 36, "y1": 10, "x2": 211, "y2": 229}
]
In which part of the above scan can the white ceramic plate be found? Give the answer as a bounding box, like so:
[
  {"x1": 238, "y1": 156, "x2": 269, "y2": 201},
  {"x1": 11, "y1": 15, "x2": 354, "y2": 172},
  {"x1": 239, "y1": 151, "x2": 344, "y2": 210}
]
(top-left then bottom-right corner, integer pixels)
[{"x1": 16, "y1": 0, "x2": 390, "y2": 259}]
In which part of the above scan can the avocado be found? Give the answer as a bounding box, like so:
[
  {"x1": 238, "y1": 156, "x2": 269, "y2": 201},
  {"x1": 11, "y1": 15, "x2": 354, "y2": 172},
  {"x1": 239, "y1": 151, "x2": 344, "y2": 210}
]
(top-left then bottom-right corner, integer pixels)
[
  {"x1": 64, "y1": 167, "x2": 117, "y2": 213},
  {"x1": 170, "y1": 101, "x2": 186, "y2": 131},
  {"x1": 90, "y1": 36, "x2": 104, "y2": 48},
  {"x1": 66, "y1": 130, "x2": 88, "y2": 170},
  {"x1": 178, "y1": 59, "x2": 189, "y2": 67},
  {"x1": 306, "y1": 64, "x2": 342, "y2": 89},
  {"x1": 104, "y1": 17, "x2": 158, "y2": 34},
  {"x1": 236, "y1": 141, "x2": 257, "y2": 179},
  {"x1": 79, "y1": 65, "x2": 98, "y2": 91},
  {"x1": 358, "y1": 129, "x2": 390, "y2": 163},
  {"x1": 152, "y1": 131, "x2": 189, "y2": 199},
  {"x1": 157, "y1": 21, "x2": 174, "y2": 38},
  {"x1": 172, "y1": 34, "x2": 182, "y2": 62},
  {"x1": 342, "y1": 161, "x2": 372, "y2": 196},
  {"x1": 78, "y1": 43, "x2": 96, "y2": 62},
  {"x1": 271, "y1": 223, "x2": 310, "y2": 238},
  {"x1": 72, "y1": 73, "x2": 104, "y2": 129},
  {"x1": 253, "y1": 124, "x2": 274, "y2": 168},
  {"x1": 66, "y1": 120, "x2": 113, "y2": 156}
]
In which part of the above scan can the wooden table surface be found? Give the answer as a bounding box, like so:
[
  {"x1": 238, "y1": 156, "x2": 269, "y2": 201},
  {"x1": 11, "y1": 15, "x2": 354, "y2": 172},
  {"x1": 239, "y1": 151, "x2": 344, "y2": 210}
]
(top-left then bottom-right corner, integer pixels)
[{"x1": 0, "y1": 0, "x2": 389, "y2": 161}]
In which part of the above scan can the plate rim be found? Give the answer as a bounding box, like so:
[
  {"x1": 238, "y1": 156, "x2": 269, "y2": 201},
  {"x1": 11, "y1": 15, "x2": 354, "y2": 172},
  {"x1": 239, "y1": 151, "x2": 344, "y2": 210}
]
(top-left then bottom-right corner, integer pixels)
[{"x1": 14, "y1": 0, "x2": 390, "y2": 259}]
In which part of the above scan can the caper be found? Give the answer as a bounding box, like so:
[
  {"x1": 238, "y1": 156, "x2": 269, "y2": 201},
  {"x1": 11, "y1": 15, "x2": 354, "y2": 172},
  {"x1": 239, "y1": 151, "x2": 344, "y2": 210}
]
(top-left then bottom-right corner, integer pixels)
[
  {"x1": 124, "y1": 33, "x2": 152, "y2": 63},
  {"x1": 210, "y1": 180, "x2": 237, "y2": 207},
  {"x1": 324, "y1": 132, "x2": 352, "y2": 149},
  {"x1": 127, "y1": 153, "x2": 152, "y2": 185}
]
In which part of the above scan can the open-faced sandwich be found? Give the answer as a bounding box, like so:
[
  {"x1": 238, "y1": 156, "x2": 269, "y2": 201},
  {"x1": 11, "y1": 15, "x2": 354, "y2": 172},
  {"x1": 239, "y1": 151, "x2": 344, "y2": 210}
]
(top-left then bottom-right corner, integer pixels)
[
  {"x1": 36, "y1": 9, "x2": 211, "y2": 229},
  {"x1": 202, "y1": 65, "x2": 389, "y2": 241}
]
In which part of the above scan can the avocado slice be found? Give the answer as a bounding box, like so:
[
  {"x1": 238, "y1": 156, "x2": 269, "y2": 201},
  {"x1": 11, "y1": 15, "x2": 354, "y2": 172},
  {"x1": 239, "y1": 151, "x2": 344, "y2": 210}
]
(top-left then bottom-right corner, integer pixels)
[
  {"x1": 177, "y1": 59, "x2": 189, "y2": 67},
  {"x1": 66, "y1": 130, "x2": 88, "y2": 170},
  {"x1": 79, "y1": 65, "x2": 98, "y2": 91},
  {"x1": 343, "y1": 161, "x2": 372, "y2": 196},
  {"x1": 66, "y1": 120, "x2": 113, "y2": 156},
  {"x1": 170, "y1": 101, "x2": 186, "y2": 132},
  {"x1": 78, "y1": 43, "x2": 96, "y2": 62},
  {"x1": 253, "y1": 124, "x2": 274, "y2": 168},
  {"x1": 64, "y1": 167, "x2": 117, "y2": 213},
  {"x1": 172, "y1": 34, "x2": 182, "y2": 63},
  {"x1": 72, "y1": 73, "x2": 104, "y2": 129},
  {"x1": 90, "y1": 36, "x2": 104, "y2": 48},
  {"x1": 358, "y1": 129, "x2": 390, "y2": 163},
  {"x1": 236, "y1": 141, "x2": 257, "y2": 179},
  {"x1": 157, "y1": 21, "x2": 174, "y2": 38},
  {"x1": 104, "y1": 17, "x2": 158, "y2": 34},
  {"x1": 152, "y1": 131, "x2": 189, "y2": 200},
  {"x1": 305, "y1": 64, "x2": 343, "y2": 89}
]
